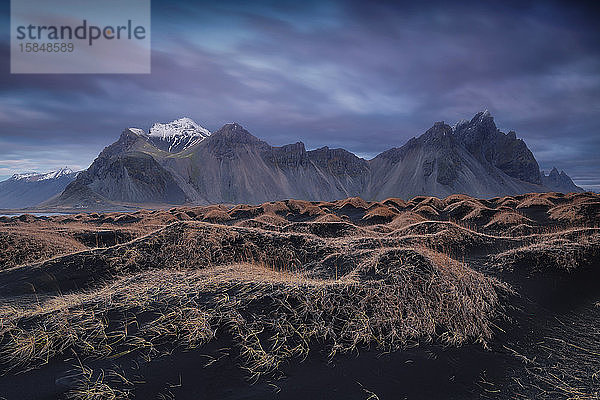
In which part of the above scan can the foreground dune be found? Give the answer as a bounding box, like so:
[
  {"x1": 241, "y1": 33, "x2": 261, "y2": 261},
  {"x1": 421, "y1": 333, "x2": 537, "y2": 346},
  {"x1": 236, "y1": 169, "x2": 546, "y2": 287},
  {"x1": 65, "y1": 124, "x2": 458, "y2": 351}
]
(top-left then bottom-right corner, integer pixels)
[{"x1": 0, "y1": 192, "x2": 598, "y2": 399}]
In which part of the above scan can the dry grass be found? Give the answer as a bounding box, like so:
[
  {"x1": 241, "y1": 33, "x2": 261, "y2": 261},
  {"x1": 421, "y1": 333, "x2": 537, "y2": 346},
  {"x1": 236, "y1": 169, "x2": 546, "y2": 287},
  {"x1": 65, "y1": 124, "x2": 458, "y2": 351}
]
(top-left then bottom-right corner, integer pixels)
[
  {"x1": 413, "y1": 204, "x2": 440, "y2": 218},
  {"x1": 516, "y1": 195, "x2": 555, "y2": 209},
  {"x1": 506, "y1": 304, "x2": 600, "y2": 400},
  {"x1": 234, "y1": 213, "x2": 288, "y2": 230},
  {"x1": 381, "y1": 197, "x2": 407, "y2": 210},
  {"x1": 2, "y1": 193, "x2": 600, "y2": 398},
  {"x1": 361, "y1": 206, "x2": 398, "y2": 224},
  {"x1": 388, "y1": 211, "x2": 426, "y2": 229},
  {"x1": 64, "y1": 363, "x2": 133, "y2": 400},
  {"x1": 0, "y1": 245, "x2": 507, "y2": 390},
  {"x1": 202, "y1": 209, "x2": 233, "y2": 223},
  {"x1": 314, "y1": 213, "x2": 343, "y2": 223},
  {"x1": 335, "y1": 197, "x2": 369, "y2": 210},
  {"x1": 285, "y1": 199, "x2": 326, "y2": 217},
  {"x1": 443, "y1": 194, "x2": 473, "y2": 206},
  {"x1": 0, "y1": 229, "x2": 87, "y2": 269},
  {"x1": 549, "y1": 201, "x2": 600, "y2": 224},
  {"x1": 414, "y1": 196, "x2": 445, "y2": 210},
  {"x1": 497, "y1": 196, "x2": 519, "y2": 208},
  {"x1": 489, "y1": 229, "x2": 600, "y2": 271},
  {"x1": 461, "y1": 206, "x2": 496, "y2": 224},
  {"x1": 484, "y1": 211, "x2": 534, "y2": 231}
]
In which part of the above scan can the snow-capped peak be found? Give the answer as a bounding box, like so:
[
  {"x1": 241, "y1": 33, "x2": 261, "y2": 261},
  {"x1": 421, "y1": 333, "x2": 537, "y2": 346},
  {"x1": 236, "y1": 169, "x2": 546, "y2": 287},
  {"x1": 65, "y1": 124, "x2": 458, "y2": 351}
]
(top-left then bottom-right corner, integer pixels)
[
  {"x1": 149, "y1": 117, "x2": 210, "y2": 139},
  {"x1": 452, "y1": 119, "x2": 469, "y2": 131},
  {"x1": 40, "y1": 167, "x2": 74, "y2": 180},
  {"x1": 11, "y1": 172, "x2": 37, "y2": 180},
  {"x1": 11, "y1": 167, "x2": 75, "y2": 182},
  {"x1": 146, "y1": 117, "x2": 211, "y2": 152}
]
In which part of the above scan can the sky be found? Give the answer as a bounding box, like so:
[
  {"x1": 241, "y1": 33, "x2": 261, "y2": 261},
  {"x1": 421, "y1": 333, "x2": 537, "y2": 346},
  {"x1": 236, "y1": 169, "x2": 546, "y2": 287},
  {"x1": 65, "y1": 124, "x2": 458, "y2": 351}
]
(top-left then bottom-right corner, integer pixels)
[{"x1": 1, "y1": 0, "x2": 599, "y2": 189}]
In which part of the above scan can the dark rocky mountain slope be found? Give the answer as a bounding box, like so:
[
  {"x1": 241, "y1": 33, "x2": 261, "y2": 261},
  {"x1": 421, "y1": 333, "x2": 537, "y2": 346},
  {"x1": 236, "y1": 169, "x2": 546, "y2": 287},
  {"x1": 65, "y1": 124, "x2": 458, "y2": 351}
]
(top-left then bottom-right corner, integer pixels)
[
  {"x1": 541, "y1": 167, "x2": 582, "y2": 193},
  {"x1": 47, "y1": 112, "x2": 582, "y2": 207}
]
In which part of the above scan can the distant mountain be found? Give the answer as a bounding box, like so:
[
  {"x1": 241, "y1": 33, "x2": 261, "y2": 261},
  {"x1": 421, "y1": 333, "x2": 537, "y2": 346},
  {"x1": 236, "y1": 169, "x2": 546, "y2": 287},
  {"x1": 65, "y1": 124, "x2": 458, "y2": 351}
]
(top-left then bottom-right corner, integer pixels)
[
  {"x1": 0, "y1": 167, "x2": 78, "y2": 209},
  {"x1": 541, "y1": 167, "x2": 582, "y2": 193},
  {"x1": 47, "y1": 113, "x2": 582, "y2": 208}
]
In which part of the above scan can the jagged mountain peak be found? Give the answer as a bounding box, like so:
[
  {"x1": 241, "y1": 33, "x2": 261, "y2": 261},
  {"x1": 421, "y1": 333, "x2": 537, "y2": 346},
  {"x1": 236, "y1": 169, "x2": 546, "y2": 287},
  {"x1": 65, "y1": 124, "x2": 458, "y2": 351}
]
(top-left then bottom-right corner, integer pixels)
[
  {"x1": 455, "y1": 110, "x2": 497, "y2": 136},
  {"x1": 108, "y1": 129, "x2": 146, "y2": 154},
  {"x1": 217, "y1": 122, "x2": 247, "y2": 133},
  {"x1": 210, "y1": 123, "x2": 263, "y2": 144},
  {"x1": 41, "y1": 167, "x2": 75, "y2": 180},
  {"x1": 421, "y1": 121, "x2": 453, "y2": 143},
  {"x1": 121, "y1": 128, "x2": 144, "y2": 140},
  {"x1": 42, "y1": 111, "x2": 583, "y2": 208},
  {"x1": 149, "y1": 117, "x2": 210, "y2": 138},
  {"x1": 541, "y1": 167, "x2": 581, "y2": 193},
  {"x1": 140, "y1": 117, "x2": 211, "y2": 153},
  {"x1": 548, "y1": 167, "x2": 560, "y2": 177},
  {"x1": 453, "y1": 119, "x2": 470, "y2": 131},
  {"x1": 547, "y1": 167, "x2": 569, "y2": 179},
  {"x1": 127, "y1": 127, "x2": 146, "y2": 136},
  {"x1": 451, "y1": 111, "x2": 542, "y2": 185},
  {"x1": 471, "y1": 109, "x2": 493, "y2": 123}
]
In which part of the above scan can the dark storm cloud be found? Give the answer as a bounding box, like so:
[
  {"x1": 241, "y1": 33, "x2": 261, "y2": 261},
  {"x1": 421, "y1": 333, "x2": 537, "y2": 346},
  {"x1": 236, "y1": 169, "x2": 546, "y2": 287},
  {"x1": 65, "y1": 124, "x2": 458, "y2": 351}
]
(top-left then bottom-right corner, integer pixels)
[{"x1": 0, "y1": 0, "x2": 598, "y2": 187}]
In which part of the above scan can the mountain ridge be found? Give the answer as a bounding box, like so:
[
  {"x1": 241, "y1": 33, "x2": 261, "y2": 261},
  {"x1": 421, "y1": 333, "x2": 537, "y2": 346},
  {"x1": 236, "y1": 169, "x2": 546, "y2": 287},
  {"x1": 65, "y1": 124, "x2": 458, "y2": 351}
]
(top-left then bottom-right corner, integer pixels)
[
  {"x1": 31, "y1": 112, "x2": 585, "y2": 208},
  {"x1": 0, "y1": 167, "x2": 79, "y2": 209}
]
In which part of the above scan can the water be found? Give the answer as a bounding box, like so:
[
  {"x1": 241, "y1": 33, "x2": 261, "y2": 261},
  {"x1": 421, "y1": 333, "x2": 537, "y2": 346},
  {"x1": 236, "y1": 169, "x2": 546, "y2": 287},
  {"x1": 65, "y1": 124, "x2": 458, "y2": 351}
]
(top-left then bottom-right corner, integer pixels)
[{"x1": 0, "y1": 212, "x2": 72, "y2": 217}]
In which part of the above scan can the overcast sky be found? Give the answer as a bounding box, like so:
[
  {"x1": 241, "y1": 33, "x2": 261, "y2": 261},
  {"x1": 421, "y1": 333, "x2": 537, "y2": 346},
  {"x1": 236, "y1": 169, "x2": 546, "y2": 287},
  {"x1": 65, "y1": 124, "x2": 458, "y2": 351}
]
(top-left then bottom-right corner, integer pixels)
[{"x1": 1, "y1": 0, "x2": 599, "y2": 188}]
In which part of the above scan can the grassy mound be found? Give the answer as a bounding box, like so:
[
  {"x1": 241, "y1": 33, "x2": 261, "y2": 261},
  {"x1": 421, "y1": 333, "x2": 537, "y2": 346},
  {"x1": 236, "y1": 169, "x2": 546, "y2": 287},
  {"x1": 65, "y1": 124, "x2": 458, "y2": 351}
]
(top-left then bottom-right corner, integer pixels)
[
  {"x1": 0, "y1": 247, "x2": 506, "y2": 391},
  {"x1": 0, "y1": 229, "x2": 86, "y2": 270},
  {"x1": 2, "y1": 193, "x2": 599, "y2": 399}
]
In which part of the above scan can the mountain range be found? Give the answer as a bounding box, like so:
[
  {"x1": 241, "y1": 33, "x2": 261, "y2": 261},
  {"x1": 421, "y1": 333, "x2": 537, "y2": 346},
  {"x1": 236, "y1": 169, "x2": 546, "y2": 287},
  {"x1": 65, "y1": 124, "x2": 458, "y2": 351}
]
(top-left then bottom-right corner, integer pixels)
[
  {"x1": 0, "y1": 167, "x2": 78, "y2": 209},
  {"x1": 0, "y1": 111, "x2": 583, "y2": 209}
]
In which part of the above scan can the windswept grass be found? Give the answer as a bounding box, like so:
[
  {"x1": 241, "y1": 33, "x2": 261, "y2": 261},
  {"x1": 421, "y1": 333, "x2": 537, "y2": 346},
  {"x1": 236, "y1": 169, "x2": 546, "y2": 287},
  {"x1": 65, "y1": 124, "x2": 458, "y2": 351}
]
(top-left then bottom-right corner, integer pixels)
[
  {"x1": 1, "y1": 193, "x2": 599, "y2": 398},
  {"x1": 0, "y1": 247, "x2": 506, "y2": 393},
  {"x1": 489, "y1": 229, "x2": 600, "y2": 271}
]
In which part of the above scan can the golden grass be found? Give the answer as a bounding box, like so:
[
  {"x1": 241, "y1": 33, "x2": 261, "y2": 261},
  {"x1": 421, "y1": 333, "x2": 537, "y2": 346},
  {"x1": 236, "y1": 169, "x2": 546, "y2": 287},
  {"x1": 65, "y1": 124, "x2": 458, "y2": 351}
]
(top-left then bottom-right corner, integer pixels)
[
  {"x1": 388, "y1": 212, "x2": 427, "y2": 229},
  {"x1": 549, "y1": 201, "x2": 600, "y2": 224},
  {"x1": 382, "y1": 197, "x2": 407, "y2": 210},
  {"x1": 0, "y1": 229, "x2": 87, "y2": 269},
  {"x1": 413, "y1": 204, "x2": 440, "y2": 218},
  {"x1": 516, "y1": 196, "x2": 555, "y2": 209},
  {"x1": 202, "y1": 209, "x2": 233, "y2": 223},
  {"x1": 361, "y1": 206, "x2": 398, "y2": 223},
  {"x1": 489, "y1": 229, "x2": 600, "y2": 271},
  {"x1": 314, "y1": 213, "x2": 343, "y2": 223},
  {"x1": 2, "y1": 193, "x2": 600, "y2": 398},
  {"x1": 414, "y1": 196, "x2": 445, "y2": 210},
  {"x1": 63, "y1": 363, "x2": 133, "y2": 400},
  {"x1": 484, "y1": 211, "x2": 534, "y2": 229},
  {"x1": 259, "y1": 201, "x2": 290, "y2": 215},
  {"x1": 0, "y1": 246, "x2": 506, "y2": 385},
  {"x1": 335, "y1": 197, "x2": 369, "y2": 210}
]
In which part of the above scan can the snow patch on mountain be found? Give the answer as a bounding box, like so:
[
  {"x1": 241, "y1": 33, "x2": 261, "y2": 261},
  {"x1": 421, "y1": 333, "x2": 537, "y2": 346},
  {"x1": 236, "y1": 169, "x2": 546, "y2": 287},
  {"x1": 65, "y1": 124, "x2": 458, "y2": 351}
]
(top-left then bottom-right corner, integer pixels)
[
  {"x1": 128, "y1": 128, "x2": 146, "y2": 136},
  {"x1": 146, "y1": 117, "x2": 211, "y2": 152},
  {"x1": 149, "y1": 117, "x2": 210, "y2": 139},
  {"x1": 11, "y1": 167, "x2": 75, "y2": 182}
]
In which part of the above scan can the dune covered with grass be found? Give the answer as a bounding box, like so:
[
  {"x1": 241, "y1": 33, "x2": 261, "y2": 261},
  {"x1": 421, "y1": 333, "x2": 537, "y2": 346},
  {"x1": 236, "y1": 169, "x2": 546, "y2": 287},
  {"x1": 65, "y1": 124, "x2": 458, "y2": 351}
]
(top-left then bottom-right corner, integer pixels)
[{"x1": 0, "y1": 192, "x2": 599, "y2": 399}]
